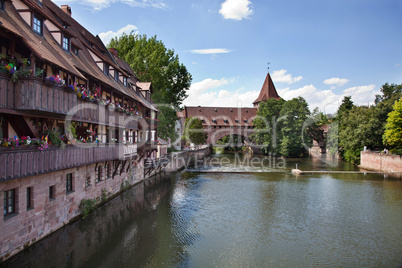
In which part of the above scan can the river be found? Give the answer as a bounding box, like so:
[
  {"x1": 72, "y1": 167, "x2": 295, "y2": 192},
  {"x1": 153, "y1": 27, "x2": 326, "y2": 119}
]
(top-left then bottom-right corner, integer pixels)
[{"x1": 3, "y1": 154, "x2": 402, "y2": 267}]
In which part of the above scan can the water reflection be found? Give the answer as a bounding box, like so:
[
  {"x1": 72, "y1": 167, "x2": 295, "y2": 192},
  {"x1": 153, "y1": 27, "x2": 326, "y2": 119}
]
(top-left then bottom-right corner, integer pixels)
[{"x1": 3, "y1": 155, "x2": 402, "y2": 268}]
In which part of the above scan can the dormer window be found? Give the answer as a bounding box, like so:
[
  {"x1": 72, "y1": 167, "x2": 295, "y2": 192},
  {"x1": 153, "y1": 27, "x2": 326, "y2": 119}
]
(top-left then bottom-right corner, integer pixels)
[
  {"x1": 33, "y1": 15, "x2": 43, "y2": 35},
  {"x1": 114, "y1": 71, "x2": 119, "y2": 82},
  {"x1": 235, "y1": 119, "x2": 239, "y2": 124},
  {"x1": 104, "y1": 63, "x2": 109, "y2": 76},
  {"x1": 224, "y1": 119, "x2": 229, "y2": 124},
  {"x1": 212, "y1": 118, "x2": 217, "y2": 123},
  {"x1": 72, "y1": 45, "x2": 78, "y2": 55},
  {"x1": 0, "y1": 0, "x2": 5, "y2": 11},
  {"x1": 62, "y1": 35, "x2": 70, "y2": 51},
  {"x1": 123, "y1": 77, "x2": 127, "y2": 87},
  {"x1": 244, "y1": 119, "x2": 248, "y2": 123}
]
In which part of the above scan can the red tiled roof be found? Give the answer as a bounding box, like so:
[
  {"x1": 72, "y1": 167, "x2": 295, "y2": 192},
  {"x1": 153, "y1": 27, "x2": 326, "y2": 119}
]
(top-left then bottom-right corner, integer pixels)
[
  {"x1": 253, "y1": 73, "x2": 281, "y2": 105},
  {"x1": 184, "y1": 106, "x2": 257, "y2": 126}
]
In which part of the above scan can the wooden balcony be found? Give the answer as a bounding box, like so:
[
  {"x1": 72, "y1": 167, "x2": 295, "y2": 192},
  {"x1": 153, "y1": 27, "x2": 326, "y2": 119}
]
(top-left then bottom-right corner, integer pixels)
[
  {"x1": 0, "y1": 143, "x2": 137, "y2": 182},
  {"x1": 0, "y1": 75, "x2": 147, "y2": 130}
]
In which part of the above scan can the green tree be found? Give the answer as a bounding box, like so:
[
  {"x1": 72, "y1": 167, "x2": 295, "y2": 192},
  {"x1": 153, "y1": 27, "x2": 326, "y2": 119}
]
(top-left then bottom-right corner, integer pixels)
[
  {"x1": 182, "y1": 117, "x2": 207, "y2": 147},
  {"x1": 328, "y1": 96, "x2": 354, "y2": 157},
  {"x1": 108, "y1": 33, "x2": 192, "y2": 108},
  {"x1": 278, "y1": 97, "x2": 311, "y2": 157},
  {"x1": 375, "y1": 83, "x2": 402, "y2": 104},
  {"x1": 156, "y1": 105, "x2": 178, "y2": 142},
  {"x1": 383, "y1": 98, "x2": 402, "y2": 153},
  {"x1": 251, "y1": 98, "x2": 285, "y2": 154},
  {"x1": 305, "y1": 108, "x2": 329, "y2": 154},
  {"x1": 338, "y1": 106, "x2": 374, "y2": 164}
]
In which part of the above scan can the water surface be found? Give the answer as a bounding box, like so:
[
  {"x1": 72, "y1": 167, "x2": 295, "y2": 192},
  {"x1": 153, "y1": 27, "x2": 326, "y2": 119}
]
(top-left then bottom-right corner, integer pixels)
[{"x1": 4, "y1": 154, "x2": 402, "y2": 267}]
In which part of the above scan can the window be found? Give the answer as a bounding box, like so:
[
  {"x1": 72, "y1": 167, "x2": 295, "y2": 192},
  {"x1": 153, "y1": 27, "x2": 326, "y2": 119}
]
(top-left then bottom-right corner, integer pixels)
[
  {"x1": 26, "y1": 187, "x2": 33, "y2": 210},
  {"x1": 72, "y1": 45, "x2": 78, "y2": 55},
  {"x1": 123, "y1": 77, "x2": 127, "y2": 87},
  {"x1": 96, "y1": 166, "x2": 103, "y2": 183},
  {"x1": 104, "y1": 64, "x2": 109, "y2": 76},
  {"x1": 107, "y1": 163, "x2": 112, "y2": 179},
  {"x1": 33, "y1": 15, "x2": 43, "y2": 35},
  {"x1": 49, "y1": 185, "x2": 55, "y2": 200},
  {"x1": 0, "y1": 0, "x2": 5, "y2": 11},
  {"x1": 62, "y1": 35, "x2": 69, "y2": 51},
  {"x1": 66, "y1": 173, "x2": 73, "y2": 193},
  {"x1": 85, "y1": 176, "x2": 91, "y2": 187},
  {"x1": 4, "y1": 189, "x2": 16, "y2": 215},
  {"x1": 114, "y1": 71, "x2": 119, "y2": 82}
]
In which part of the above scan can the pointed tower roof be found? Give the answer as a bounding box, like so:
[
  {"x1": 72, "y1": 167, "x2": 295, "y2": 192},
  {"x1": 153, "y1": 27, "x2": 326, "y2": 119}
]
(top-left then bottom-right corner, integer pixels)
[{"x1": 253, "y1": 73, "x2": 280, "y2": 106}]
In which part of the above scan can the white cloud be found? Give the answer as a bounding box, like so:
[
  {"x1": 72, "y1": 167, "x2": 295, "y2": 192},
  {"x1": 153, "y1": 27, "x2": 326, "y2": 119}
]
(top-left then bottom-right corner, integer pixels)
[
  {"x1": 219, "y1": 0, "x2": 253, "y2": 20},
  {"x1": 99, "y1": 24, "x2": 138, "y2": 46},
  {"x1": 53, "y1": 0, "x2": 166, "y2": 11},
  {"x1": 190, "y1": 48, "x2": 231, "y2": 54},
  {"x1": 277, "y1": 84, "x2": 379, "y2": 114},
  {"x1": 271, "y1": 69, "x2": 303, "y2": 84},
  {"x1": 183, "y1": 78, "x2": 258, "y2": 107},
  {"x1": 343, "y1": 85, "x2": 378, "y2": 104},
  {"x1": 184, "y1": 77, "x2": 379, "y2": 114},
  {"x1": 323, "y1": 77, "x2": 349, "y2": 87}
]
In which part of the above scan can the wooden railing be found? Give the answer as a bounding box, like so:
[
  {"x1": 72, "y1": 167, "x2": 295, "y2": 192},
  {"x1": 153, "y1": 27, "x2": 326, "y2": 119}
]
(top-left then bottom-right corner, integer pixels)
[
  {"x1": 0, "y1": 143, "x2": 137, "y2": 181},
  {"x1": 0, "y1": 75, "x2": 150, "y2": 130}
]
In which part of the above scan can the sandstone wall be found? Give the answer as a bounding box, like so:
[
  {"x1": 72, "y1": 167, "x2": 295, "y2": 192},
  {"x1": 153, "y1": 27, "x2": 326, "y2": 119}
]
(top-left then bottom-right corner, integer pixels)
[
  {"x1": 0, "y1": 161, "x2": 144, "y2": 261},
  {"x1": 360, "y1": 151, "x2": 402, "y2": 172}
]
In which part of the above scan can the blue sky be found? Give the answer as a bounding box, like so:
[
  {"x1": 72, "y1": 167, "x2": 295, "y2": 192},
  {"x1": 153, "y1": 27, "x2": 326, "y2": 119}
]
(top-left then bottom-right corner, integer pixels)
[{"x1": 54, "y1": 0, "x2": 402, "y2": 113}]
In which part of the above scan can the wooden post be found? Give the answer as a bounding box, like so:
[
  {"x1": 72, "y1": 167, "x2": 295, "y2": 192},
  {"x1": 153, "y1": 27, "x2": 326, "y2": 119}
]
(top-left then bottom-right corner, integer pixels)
[{"x1": 30, "y1": 53, "x2": 36, "y2": 77}]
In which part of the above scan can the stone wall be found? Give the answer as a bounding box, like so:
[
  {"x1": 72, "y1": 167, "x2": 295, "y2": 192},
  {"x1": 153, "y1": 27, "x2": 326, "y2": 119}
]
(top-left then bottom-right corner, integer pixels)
[
  {"x1": 0, "y1": 161, "x2": 144, "y2": 262},
  {"x1": 360, "y1": 151, "x2": 402, "y2": 172}
]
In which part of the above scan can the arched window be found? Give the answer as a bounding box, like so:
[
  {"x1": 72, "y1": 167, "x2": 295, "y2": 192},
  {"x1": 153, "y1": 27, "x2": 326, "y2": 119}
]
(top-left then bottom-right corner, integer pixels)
[
  {"x1": 107, "y1": 163, "x2": 112, "y2": 179},
  {"x1": 96, "y1": 165, "x2": 103, "y2": 183}
]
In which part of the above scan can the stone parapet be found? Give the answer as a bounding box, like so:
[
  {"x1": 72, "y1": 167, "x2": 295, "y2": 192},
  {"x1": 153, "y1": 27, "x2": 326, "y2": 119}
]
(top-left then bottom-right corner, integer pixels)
[{"x1": 360, "y1": 151, "x2": 402, "y2": 172}]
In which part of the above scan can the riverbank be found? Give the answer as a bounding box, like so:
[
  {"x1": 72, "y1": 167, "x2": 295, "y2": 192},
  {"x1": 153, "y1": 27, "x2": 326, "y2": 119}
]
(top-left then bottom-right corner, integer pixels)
[
  {"x1": 360, "y1": 151, "x2": 402, "y2": 173},
  {"x1": 0, "y1": 147, "x2": 211, "y2": 263},
  {"x1": 3, "y1": 154, "x2": 401, "y2": 267}
]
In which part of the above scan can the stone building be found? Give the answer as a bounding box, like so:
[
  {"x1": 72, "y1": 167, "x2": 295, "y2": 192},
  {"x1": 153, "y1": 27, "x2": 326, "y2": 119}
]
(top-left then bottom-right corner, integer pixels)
[
  {"x1": 180, "y1": 73, "x2": 280, "y2": 145},
  {"x1": 0, "y1": 0, "x2": 159, "y2": 261}
]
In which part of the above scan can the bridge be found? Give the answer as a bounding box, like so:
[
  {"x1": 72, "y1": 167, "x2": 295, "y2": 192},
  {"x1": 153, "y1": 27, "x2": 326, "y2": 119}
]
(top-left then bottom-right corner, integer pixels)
[{"x1": 179, "y1": 73, "x2": 281, "y2": 146}]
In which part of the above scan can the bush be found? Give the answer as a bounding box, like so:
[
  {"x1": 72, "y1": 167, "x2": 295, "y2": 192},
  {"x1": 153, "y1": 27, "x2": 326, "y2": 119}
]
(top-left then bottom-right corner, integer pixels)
[{"x1": 79, "y1": 198, "x2": 97, "y2": 218}]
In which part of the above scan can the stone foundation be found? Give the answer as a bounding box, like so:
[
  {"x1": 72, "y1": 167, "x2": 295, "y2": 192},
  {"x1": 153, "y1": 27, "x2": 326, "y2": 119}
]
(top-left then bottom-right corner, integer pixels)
[{"x1": 0, "y1": 161, "x2": 144, "y2": 262}]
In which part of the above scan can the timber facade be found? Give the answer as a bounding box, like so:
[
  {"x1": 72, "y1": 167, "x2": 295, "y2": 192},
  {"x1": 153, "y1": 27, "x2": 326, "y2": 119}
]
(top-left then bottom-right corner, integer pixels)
[{"x1": 0, "y1": 0, "x2": 159, "y2": 261}]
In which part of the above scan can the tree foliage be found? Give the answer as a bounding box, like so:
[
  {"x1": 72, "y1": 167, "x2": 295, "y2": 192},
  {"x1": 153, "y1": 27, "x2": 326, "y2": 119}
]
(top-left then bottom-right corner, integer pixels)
[
  {"x1": 182, "y1": 117, "x2": 207, "y2": 146},
  {"x1": 156, "y1": 106, "x2": 178, "y2": 141},
  {"x1": 305, "y1": 108, "x2": 330, "y2": 154},
  {"x1": 251, "y1": 98, "x2": 285, "y2": 154},
  {"x1": 383, "y1": 98, "x2": 402, "y2": 151},
  {"x1": 251, "y1": 97, "x2": 311, "y2": 157},
  {"x1": 335, "y1": 83, "x2": 402, "y2": 163},
  {"x1": 279, "y1": 97, "x2": 311, "y2": 157},
  {"x1": 108, "y1": 33, "x2": 192, "y2": 108}
]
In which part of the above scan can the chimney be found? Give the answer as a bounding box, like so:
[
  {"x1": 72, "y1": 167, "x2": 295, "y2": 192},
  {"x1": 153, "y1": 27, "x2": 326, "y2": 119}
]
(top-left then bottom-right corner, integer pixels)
[
  {"x1": 109, "y1": 48, "x2": 119, "y2": 57},
  {"x1": 61, "y1": 5, "x2": 72, "y2": 16}
]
